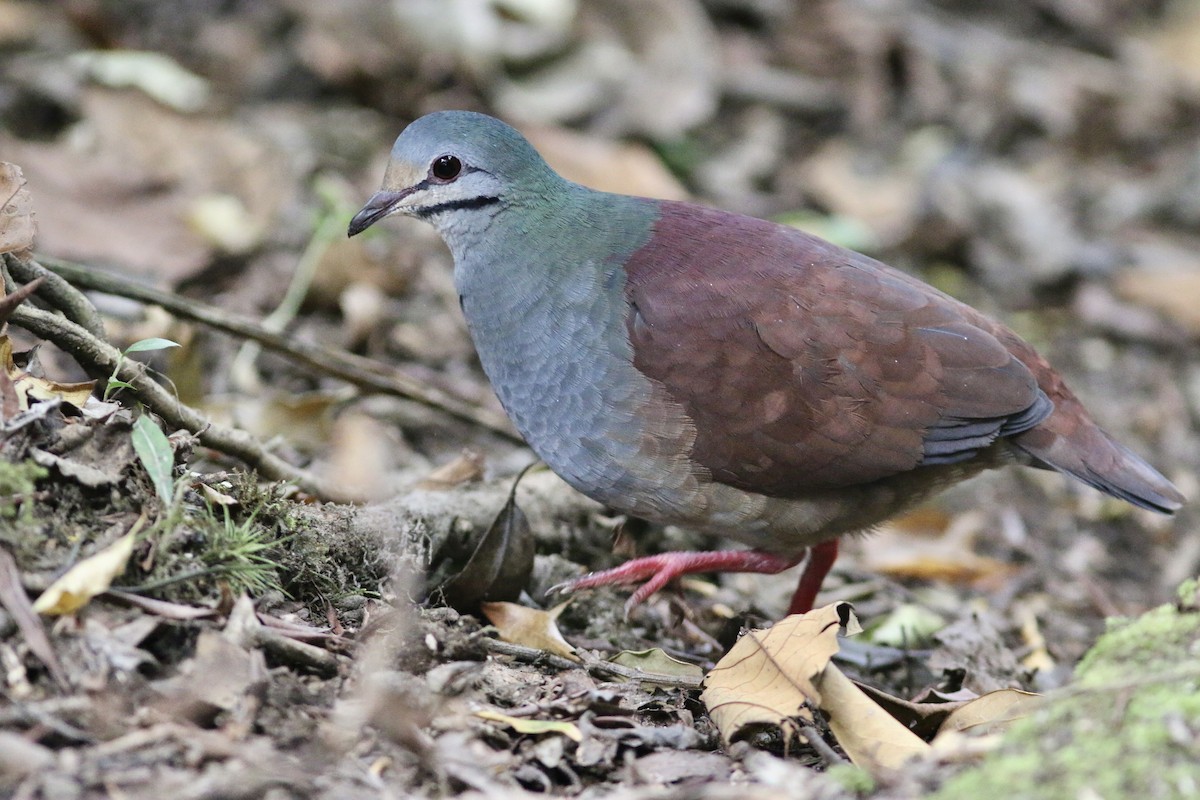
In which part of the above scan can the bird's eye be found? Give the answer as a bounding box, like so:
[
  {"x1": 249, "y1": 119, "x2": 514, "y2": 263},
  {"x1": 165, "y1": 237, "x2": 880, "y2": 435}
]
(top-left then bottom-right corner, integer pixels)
[{"x1": 431, "y1": 155, "x2": 462, "y2": 181}]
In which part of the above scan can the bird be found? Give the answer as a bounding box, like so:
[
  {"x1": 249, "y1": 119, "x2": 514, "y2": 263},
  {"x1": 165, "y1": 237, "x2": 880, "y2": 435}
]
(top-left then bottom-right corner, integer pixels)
[{"x1": 348, "y1": 110, "x2": 1184, "y2": 617}]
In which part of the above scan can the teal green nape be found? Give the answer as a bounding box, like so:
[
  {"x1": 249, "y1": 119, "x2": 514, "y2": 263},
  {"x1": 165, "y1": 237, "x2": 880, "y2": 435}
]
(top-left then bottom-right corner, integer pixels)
[{"x1": 348, "y1": 111, "x2": 1183, "y2": 618}]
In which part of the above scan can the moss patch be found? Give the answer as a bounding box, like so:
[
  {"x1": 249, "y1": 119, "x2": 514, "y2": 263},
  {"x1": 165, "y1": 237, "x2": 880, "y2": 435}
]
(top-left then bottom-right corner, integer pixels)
[{"x1": 933, "y1": 586, "x2": 1200, "y2": 800}]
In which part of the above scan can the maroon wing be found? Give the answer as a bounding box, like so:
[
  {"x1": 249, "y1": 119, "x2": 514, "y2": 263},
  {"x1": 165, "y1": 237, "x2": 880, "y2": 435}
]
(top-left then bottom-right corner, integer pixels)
[{"x1": 621, "y1": 201, "x2": 1051, "y2": 496}]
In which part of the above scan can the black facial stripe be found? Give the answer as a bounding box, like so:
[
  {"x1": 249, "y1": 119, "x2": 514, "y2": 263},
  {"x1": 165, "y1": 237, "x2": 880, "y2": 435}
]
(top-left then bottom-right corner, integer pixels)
[{"x1": 412, "y1": 196, "x2": 501, "y2": 217}]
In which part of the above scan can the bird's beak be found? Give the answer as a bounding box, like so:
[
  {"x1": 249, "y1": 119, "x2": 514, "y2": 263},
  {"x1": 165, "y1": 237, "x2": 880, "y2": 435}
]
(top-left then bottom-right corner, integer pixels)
[{"x1": 347, "y1": 187, "x2": 415, "y2": 237}]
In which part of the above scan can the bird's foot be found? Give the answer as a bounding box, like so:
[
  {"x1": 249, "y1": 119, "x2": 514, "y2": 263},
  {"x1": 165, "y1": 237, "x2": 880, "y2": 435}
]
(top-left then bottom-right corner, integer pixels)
[{"x1": 552, "y1": 548, "x2": 829, "y2": 617}]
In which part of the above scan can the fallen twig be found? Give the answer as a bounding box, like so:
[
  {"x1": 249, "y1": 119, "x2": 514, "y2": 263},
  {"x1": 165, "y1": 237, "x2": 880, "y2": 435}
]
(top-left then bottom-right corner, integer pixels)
[
  {"x1": 9, "y1": 299, "x2": 355, "y2": 500},
  {"x1": 0, "y1": 548, "x2": 67, "y2": 688},
  {"x1": 484, "y1": 637, "x2": 704, "y2": 689},
  {"x1": 4, "y1": 254, "x2": 105, "y2": 337},
  {"x1": 35, "y1": 254, "x2": 520, "y2": 442}
]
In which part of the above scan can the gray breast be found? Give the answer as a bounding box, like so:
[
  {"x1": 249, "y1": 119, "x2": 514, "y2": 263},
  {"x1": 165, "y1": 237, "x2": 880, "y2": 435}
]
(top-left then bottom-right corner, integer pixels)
[{"x1": 457, "y1": 254, "x2": 655, "y2": 501}]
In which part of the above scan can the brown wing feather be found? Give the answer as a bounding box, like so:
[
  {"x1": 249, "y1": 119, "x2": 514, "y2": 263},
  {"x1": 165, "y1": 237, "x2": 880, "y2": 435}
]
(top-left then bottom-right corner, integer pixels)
[{"x1": 622, "y1": 201, "x2": 1050, "y2": 496}]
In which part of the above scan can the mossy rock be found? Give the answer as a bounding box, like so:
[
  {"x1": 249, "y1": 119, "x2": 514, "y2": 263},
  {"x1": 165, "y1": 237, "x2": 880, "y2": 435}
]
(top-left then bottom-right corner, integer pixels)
[{"x1": 933, "y1": 580, "x2": 1200, "y2": 799}]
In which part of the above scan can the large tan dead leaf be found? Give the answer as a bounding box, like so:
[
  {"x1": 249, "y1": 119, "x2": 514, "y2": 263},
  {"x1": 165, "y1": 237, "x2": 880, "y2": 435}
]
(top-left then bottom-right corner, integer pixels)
[
  {"x1": 33, "y1": 530, "x2": 137, "y2": 615},
  {"x1": 0, "y1": 162, "x2": 35, "y2": 258},
  {"x1": 203, "y1": 389, "x2": 347, "y2": 452},
  {"x1": 800, "y1": 132, "x2": 948, "y2": 246},
  {"x1": 701, "y1": 603, "x2": 854, "y2": 745},
  {"x1": 928, "y1": 688, "x2": 1044, "y2": 761},
  {"x1": 814, "y1": 663, "x2": 931, "y2": 773},
  {"x1": 1115, "y1": 267, "x2": 1200, "y2": 335},
  {"x1": 480, "y1": 600, "x2": 579, "y2": 662},
  {"x1": 852, "y1": 508, "x2": 1018, "y2": 588},
  {"x1": 1, "y1": 88, "x2": 291, "y2": 284},
  {"x1": 935, "y1": 688, "x2": 1043, "y2": 738}
]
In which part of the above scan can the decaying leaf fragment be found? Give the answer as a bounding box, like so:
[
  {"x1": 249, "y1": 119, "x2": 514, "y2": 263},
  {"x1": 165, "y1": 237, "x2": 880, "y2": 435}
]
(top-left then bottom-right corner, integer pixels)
[
  {"x1": 33, "y1": 525, "x2": 140, "y2": 615},
  {"x1": 0, "y1": 162, "x2": 35, "y2": 258},
  {"x1": 852, "y1": 679, "x2": 1044, "y2": 754},
  {"x1": 474, "y1": 709, "x2": 583, "y2": 743},
  {"x1": 440, "y1": 467, "x2": 535, "y2": 609},
  {"x1": 702, "y1": 603, "x2": 855, "y2": 746},
  {"x1": 480, "y1": 600, "x2": 579, "y2": 662},
  {"x1": 0, "y1": 335, "x2": 96, "y2": 413}
]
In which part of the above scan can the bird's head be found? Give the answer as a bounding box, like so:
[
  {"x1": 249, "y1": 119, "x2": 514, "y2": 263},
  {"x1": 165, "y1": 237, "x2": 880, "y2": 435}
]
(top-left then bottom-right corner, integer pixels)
[{"x1": 348, "y1": 111, "x2": 558, "y2": 239}]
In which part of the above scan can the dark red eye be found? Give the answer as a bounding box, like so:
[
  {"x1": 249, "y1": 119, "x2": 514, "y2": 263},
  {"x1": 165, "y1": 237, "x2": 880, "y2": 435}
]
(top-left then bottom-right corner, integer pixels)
[{"x1": 431, "y1": 155, "x2": 462, "y2": 181}]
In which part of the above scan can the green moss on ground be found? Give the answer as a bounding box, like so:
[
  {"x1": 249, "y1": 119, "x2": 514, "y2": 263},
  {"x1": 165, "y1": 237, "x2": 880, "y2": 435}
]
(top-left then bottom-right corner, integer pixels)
[{"x1": 932, "y1": 582, "x2": 1200, "y2": 800}]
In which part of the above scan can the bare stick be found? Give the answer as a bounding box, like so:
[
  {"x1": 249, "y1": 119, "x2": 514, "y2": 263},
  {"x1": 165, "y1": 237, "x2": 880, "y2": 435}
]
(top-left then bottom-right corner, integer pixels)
[
  {"x1": 4, "y1": 253, "x2": 106, "y2": 338},
  {"x1": 35, "y1": 254, "x2": 520, "y2": 442},
  {"x1": 10, "y1": 302, "x2": 358, "y2": 501}
]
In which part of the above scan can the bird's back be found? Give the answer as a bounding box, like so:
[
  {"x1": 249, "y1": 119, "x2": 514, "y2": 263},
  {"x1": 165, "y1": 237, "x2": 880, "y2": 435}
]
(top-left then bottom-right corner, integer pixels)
[{"x1": 621, "y1": 199, "x2": 1182, "y2": 514}]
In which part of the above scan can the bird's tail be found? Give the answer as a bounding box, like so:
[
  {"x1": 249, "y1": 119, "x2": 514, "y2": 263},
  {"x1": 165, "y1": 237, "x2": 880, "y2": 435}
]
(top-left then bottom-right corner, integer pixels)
[
  {"x1": 1013, "y1": 405, "x2": 1183, "y2": 514},
  {"x1": 972, "y1": 317, "x2": 1185, "y2": 514}
]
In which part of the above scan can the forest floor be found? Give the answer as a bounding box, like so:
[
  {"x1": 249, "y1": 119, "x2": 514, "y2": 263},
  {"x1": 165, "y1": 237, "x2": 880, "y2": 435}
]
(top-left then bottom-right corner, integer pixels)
[{"x1": 2, "y1": 1, "x2": 1199, "y2": 798}]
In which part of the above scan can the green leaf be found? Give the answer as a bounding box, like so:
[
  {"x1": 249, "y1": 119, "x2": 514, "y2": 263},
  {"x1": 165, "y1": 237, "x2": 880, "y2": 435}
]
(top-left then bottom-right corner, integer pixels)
[
  {"x1": 474, "y1": 710, "x2": 582, "y2": 742},
  {"x1": 124, "y1": 337, "x2": 180, "y2": 354},
  {"x1": 132, "y1": 414, "x2": 175, "y2": 506},
  {"x1": 609, "y1": 648, "x2": 705, "y2": 686}
]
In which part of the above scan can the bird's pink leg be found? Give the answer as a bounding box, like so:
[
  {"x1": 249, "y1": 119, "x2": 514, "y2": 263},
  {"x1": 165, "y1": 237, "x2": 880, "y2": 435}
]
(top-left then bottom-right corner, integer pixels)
[
  {"x1": 786, "y1": 539, "x2": 839, "y2": 615},
  {"x1": 555, "y1": 544, "x2": 840, "y2": 616}
]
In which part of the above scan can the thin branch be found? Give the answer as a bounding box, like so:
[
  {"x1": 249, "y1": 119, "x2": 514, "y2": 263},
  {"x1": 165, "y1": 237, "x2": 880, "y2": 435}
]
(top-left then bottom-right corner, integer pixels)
[
  {"x1": 4, "y1": 253, "x2": 106, "y2": 338},
  {"x1": 483, "y1": 638, "x2": 704, "y2": 688},
  {"x1": 798, "y1": 723, "x2": 848, "y2": 767},
  {"x1": 10, "y1": 302, "x2": 357, "y2": 501},
  {"x1": 36, "y1": 254, "x2": 520, "y2": 442}
]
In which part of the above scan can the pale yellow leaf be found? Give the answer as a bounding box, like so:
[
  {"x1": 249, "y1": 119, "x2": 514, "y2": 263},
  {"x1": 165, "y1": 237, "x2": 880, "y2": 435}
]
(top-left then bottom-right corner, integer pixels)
[
  {"x1": 186, "y1": 193, "x2": 260, "y2": 253},
  {"x1": 198, "y1": 482, "x2": 238, "y2": 507},
  {"x1": 69, "y1": 50, "x2": 210, "y2": 112},
  {"x1": 866, "y1": 603, "x2": 946, "y2": 648},
  {"x1": 480, "y1": 600, "x2": 578, "y2": 662},
  {"x1": 701, "y1": 602, "x2": 854, "y2": 744},
  {"x1": 475, "y1": 709, "x2": 583, "y2": 742},
  {"x1": 815, "y1": 663, "x2": 931, "y2": 773},
  {"x1": 415, "y1": 450, "x2": 486, "y2": 490},
  {"x1": 1, "y1": 333, "x2": 96, "y2": 411},
  {"x1": 934, "y1": 688, "x2": 1043, "y2": 738},
  {"x1": 33, "y1": 531, "x2": 137, "y2": 615},
  {"x1": 19, "y1": 376, "x2": 96, "y2": 409}
]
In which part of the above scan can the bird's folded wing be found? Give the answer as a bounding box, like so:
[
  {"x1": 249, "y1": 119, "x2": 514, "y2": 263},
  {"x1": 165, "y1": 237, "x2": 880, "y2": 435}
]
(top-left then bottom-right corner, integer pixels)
[{"x1": 623, "y1": 202, "x2": 1050, "y2": 496}]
